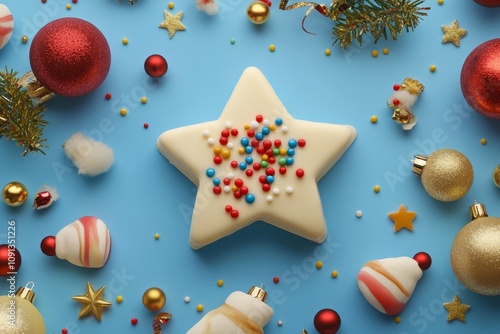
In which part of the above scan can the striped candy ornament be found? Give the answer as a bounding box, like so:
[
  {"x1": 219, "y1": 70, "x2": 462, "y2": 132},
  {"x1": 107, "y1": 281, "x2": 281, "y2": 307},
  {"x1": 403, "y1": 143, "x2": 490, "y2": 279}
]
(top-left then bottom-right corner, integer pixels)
[
  {"x1": 357, "y1": 255, "x2": 430, "y2": 315},
  {"x1": 0, "y1": 4, "x2": 14, "y2": 50}
]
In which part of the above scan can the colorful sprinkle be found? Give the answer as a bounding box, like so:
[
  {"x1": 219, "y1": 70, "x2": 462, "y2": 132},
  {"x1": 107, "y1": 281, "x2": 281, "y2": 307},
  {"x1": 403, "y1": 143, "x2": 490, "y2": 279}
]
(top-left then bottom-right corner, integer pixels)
[
  {"x1": 325, "y1": 49, "x2": 331, "y2": 56},
  {"x1": 184, "y1": 296, "x2": 191, "y2": 303},
  {"x1": 373, "y1": 185, "x2": 381, "y2": 193},
  {"x1": 122, "y1": 38, "x2": 128, "y2": 45},
  {"x1": 395, "y1": 316, "x2": 401, "y2": 324},
  {"x1": 370, "y1": 115, "x2": 378, "y2": 123},
  {"x1": 21, "y1": 35, "x2": 28, "y2": 43},
  {"x1": 437, "y1": 0, "x2": 443, "y2": 4},
  {"x1": 120, "y1": 108, "x2": 127, "y2": 116},
  {"x1": 269, "y1": 44, "x2": 276, "y2": 52},
  {"x1": 480, "y1": 138, "x2": 487, "y2": 145},
  {"x1": 144, "y1": 123, "x2": 149, "y2": 129},
  {"x1": 278, "y1": 320, "x2": 283, "y2": 326},
  {"x1": 105, "y1": 93, "x2": 112, "y2": 100},
  {"x1": 66, "y1": 4, "x2": 72, "y2": 10},
  {"x1": 316, "y1": 261, "x2": 323, "y2": 269},
  {"x1": 296, "y1": 169, "x2": 305, "y2": 178},
  {"x1": 141, "y1": 96, "x2": 147, "y2": 104},
  {"x1": 72, "y1": 0, "x2": 78, "y2": 3},
  {"x1": 331, "y1": 270, "x2": 338, "y2": 278},
  {"x1": 206, "y1": 168, "x2": 216, "y2": 177},
  {"x1": 116, "y1": 295, "x2": 123, "y2": 303},
  {"x1": 131, "y1": 318, "x2": 138, "y2": 325},
  {"x1": 371, "y1": 50, "x2": 379, "y2": 57},
  {"x1": 356, "y1": 210, "x2": 363, "y2": 218},
  {"x1": 230, "y1": 210, "x2": 239, "y2": 218},
  {"x1": 430, "y1": 64, "x2": 437, "y2": 72},
  {"x1": 383, "y1": 48, "x2": 389, "y2": 55},
  {"x1": 230, "y1": 38, "x2": 236, "y2": 44},
  {"x1": 168, "y1": 1, "x2": 175, "y2": 9},
  {"x1": 273, "y1": 276, "x2": 279, "y2": 284},
  {"x1": 196, "y1": 304, "x2": 204, "y2": 312},
  {"x1": 62, "y1": 329, "x2": 68, "y2": 334},
  {"x1": 286, "y1": 186, "x2": 293, "y2": 194},
  {"x1": 154, "y1": 233, "x2": 160, "y2": 240}
]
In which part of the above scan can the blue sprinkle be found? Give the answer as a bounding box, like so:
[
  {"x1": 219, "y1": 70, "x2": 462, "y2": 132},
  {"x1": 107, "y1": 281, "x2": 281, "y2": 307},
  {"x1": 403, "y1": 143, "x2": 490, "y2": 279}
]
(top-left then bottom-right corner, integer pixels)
[
  {"x1": 275, "y1": 118, "x2": 283, "y2": 126},
  {"x1": 213, "y1": 178, "x2": 221, "y2": 185},
  {"x1": 266, "y1": 175, "x2": 274, "y2": 183},
  {"x1": 245, "y1": 194, "x2": 255, "y2": 204},
  {"x1": 245, "y1": 146, "x2": 253, "y2": 154},
  {"x1": 240, "y1": 137, "x2": 249, "y2": 146},
  {"x1": 255, "y1": 132, "x2": 264, "y2": 141},
  {"x1": 239, "y1": 162, "x2": 247, "y2": 170},
  {"x1": 286, "y1": 157, "x2": 294, "y2": 165},
  {"x1": 206, "y1": 168, "x2": 215, "y2": 177},
  {"x1": 262, "y1": 127, "x2": 270, "y2": 135},
  {"x1": 288, "y1": 139, "x2": 297, "y2": 148},
  {"x1": 287, "y1": 148, "x2": 295, "y2": 156},
  {"x1": 245, "y1": 156, "x2": 253, "y2": 164}
]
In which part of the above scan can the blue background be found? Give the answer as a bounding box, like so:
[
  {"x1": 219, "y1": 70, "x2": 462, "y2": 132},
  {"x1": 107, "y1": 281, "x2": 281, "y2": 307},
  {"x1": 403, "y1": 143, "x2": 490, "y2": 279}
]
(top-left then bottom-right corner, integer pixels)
[{"x1": 1, "y1": 0, "x2": 500, "y2": 333}]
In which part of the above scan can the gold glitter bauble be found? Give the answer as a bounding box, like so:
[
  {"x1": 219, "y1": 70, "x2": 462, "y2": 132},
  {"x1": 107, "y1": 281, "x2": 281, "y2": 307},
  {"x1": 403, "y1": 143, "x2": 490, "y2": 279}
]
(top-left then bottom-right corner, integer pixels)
[
  {"x1": 247, "y1": 1, "x2": 270, "y2": 25},
  {"x1": 2, "y1": 182, "x2": 28, "y2": 206},
  {"x1": 413, "y1": 149, "x2": 473, "y2": 202},
  {"x1": 451, "y1": 216, "x2": 500, "y2": 295},
  {"x1": 0, "y1": 284, "x2": 46, "y2": 334},
  {"x1": 142, "y1": 287, "x2": 166, "y2": 311},
  {"x1": 493, "y1": 164, "x2": 500, "y2": 188}
]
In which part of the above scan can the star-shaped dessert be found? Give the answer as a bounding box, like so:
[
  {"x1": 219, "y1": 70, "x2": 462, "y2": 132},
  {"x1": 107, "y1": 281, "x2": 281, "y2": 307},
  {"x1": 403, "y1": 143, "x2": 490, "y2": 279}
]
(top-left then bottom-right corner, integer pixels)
[
  {"x1": 442, "y1": 20, "x2": 467, "y2": 47},
  {"x1": 388, "y1": 204, "x2": 416, "y2": 232},
  {"x1": 157, "y1": 67, "x2": 357, "y2": 249},
  {"x1": 443, "y1": 295, "x2": 470, "y2": 322},
  {"x1": 72, "y1": 282, "x2": 112, "y2": 320},
  {"x1": 159, "y1": 10, "x2": 186, "y2": 39}
]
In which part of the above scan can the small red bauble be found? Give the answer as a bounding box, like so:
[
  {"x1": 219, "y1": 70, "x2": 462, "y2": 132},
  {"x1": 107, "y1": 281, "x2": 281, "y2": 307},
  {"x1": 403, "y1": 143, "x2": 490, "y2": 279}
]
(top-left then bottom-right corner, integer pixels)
[
  {"x1": 40, "y1": 236, "x2": 56, "y2": 256},
  {"x1": 144, "y1": 54, "x2": 168, "y2": 78},
  {"x1": 30, "y1": 18, "x2": 111, "y2": 97},
  {"x1": 313, "y1": 309, "x2": 341, "y2": 334},
  {"x1": 0, "y1": 244, "x2": 22, "y2": 276},
  {"x1": 413, "y1": 252, "x2": 432, "y2": 271},
  {"x1": 474, "y1": 0, "x2": 500, "y2": 7},
  {"x1": 461, "y1": 38, "x2": 500, "y2": 118}
]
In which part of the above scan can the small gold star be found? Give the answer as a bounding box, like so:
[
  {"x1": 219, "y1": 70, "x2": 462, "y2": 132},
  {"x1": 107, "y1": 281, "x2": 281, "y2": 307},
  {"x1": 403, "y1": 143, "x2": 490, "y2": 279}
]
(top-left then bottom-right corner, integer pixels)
[
  {"x1": 443, "y1": 295, "x2": 470, "y2": 322},
  {"x1": 72, "y1": 282, "x2": 112, "y2": 320},
  {"x1": 442, "y1": 20, "x2": 467, "y2": 47},
  {"x1": 388, "y1": 204, "x2": 416, "y2": 232},
  {"x1": 159, "y1": 10, "x2": 186, "y2": 39}
]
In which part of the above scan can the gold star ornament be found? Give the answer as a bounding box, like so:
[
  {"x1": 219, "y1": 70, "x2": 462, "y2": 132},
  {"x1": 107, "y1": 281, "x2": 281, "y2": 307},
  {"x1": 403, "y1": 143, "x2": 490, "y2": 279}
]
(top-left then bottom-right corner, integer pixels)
[
  {"x1": 388, "y1": 204, "x2": 416, "y2": 232},
  {"x1": 442, "y1": 20, "x2": 467, "y2": 47},
  {"x1": 443, "y1": 295, "x2": 470, "y2": 322},
  {"x1": 159, "y1": 10, "x2": 186, "y2": 39},
  {"x1": 72, "y1": 282, "x2": 112, "y2": 320}
]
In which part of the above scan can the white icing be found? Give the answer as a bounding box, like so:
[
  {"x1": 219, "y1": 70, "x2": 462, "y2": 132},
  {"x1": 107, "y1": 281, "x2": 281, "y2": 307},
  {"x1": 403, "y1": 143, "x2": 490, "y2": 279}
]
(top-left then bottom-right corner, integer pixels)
[{"x1": 157, "y1": 67, "x2": 357, "y2": 249}]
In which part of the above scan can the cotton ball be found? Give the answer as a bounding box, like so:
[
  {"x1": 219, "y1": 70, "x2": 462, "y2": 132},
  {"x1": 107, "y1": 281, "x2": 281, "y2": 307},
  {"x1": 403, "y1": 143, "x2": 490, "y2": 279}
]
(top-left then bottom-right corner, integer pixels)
[
  {"x1": 64, "y1": 132, "x2": 115, "y2": 176},
  {"x1": 388, "y1": 90, "x2": 418, "y2": 109}
]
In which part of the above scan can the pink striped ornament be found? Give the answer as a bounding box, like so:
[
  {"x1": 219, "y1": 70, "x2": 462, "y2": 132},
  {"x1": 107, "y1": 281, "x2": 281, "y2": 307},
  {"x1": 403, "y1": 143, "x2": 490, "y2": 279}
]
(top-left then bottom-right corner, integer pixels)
[{"x1": 0, "y1": 4, "x2": 13, "y2": 50}]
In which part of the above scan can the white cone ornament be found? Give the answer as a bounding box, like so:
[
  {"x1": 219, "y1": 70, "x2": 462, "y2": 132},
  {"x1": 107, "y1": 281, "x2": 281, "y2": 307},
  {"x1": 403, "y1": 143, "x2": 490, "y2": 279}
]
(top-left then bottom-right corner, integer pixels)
[
  {"x1": 0, "y1": 4, "x2": 14, "y2": 50},
  {"x1": 357, "y1": 252, "x2": 431, "y2": 315},
  {"x1": 187, "y1": 286, "x2": 273, "y2": 334},
  {"x1": 40, "y1": 216, "x2": 111, "y2": 268}
]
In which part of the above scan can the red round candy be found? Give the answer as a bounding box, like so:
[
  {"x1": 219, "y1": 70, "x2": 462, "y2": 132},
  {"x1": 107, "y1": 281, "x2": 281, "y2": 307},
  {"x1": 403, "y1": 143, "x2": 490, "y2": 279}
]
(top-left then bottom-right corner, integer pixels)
[
  {"x1": 230, "y1": 160, "x2": 238, "y2": 168},
  {"x1": 230, "y1": 129, "x2": 238, "y2": 136},
  {"x1": 131, "y1": 318, "x2": 138, "y2": 325},
  {"x1": 143, "y1": 123, "x2": 149, "y2": 129},
  {"x1": 40, "y1": 236, "x2": 56, "y2": 256},
  {"x1": 0, "y1": 244, "x2": 22, "y2": 277},
  {"x1": 256, "y1": 114, "x2": 263, "y2": 122},
  {"x1": 225, "y1": 205, "x2": 232, "y2": 212},
  {"x1": 223, "y1": 178, "x2": 230, "y2": 185},
  {"x1": 245, "y1": 169, "x2": 253, "y2": 177},
  {"x1": 297, "y1": 139, "x2": 306, "y2": 147},
  {"x1": 105, "y1": 93, "x2": 112, "y2": 100},
  {"x1": 259, "y1": 175, "x2": 267, "y2": 184},
  {"x1": 273, "y1": 276, "x2": 279, "y2": 284},
  {"x1": 213, "y1": 186, "x2": 221, "y2": 194},
  {"x1": 265, "y1": 167, "x2": 275, "y2": 175},
  {"x1": 296, "y1": 168, "x2": 305, "y2": 178},
  {"x1": 240, "y1": 186, "x2": 249, "y2": 195},
  {"x1": 257, "y1": 146, "x2": 266, "y2": 154},
  {"x1": 247, "y1": 130, "x2": 255, "y2": 137},
  {"x1": 279, "y1": 166, "x2": 287, "y2": 174},
  {"x1": 268, "y1": 157, "x2": 275, "y2": 164},
  {"x1": 262, "y1": 184, "x2": 271, "y2": 192},
  {"x1": 263, "y1": 140, "x2": 272, "y2": 149},
  {"x1": 474, "y1": 0, "x2": 500, "y2": 6},
  {"x1": 413, "y1": 252, "x2": 432, "y2": 271},
  {"x1": 221, "y1": 130, "x2": 230, "y2": 137},
  {"x1": 234, "y1": 178, "x2": 243, "y2": 187},
  {"x1": 30, "y1": 18, "x2": 111, "y2": 97},
  {"x1": 392, "y1": 98, "x2": 400, "y2": 106},
  {"x1": 314, "y1": 309, "x2": 341, "y2": 334},
  {"x1": 393, "y1": 84, "x2": 400, "y2": 91},
  {"x1": 214, "y1": 156, "x2": 222, "y2": 164},
  {"x1": 234, "y1": 190, "x2": 242, "y2": 199},
  {"x1": 219, "y1": 137, "x2": 228, "y2": 145},
  {"x1": 253, "y1": 163, "x2": 261, "y2": 171},
  {"x1": 251, "y1": 139, "x2": 259, "y2": 147},
  {"x1": 62, "y1": 329, "x2": 68, "y2": 334},
  {"x1": 144, "y1": 54, "x2": 168, "y2": 78},
  {"x1": 230, "y1": 210, "x2": 239, "y2": 218},
  {"x1": 274, "y1": 139, "x2": 281, "y2": 147}
]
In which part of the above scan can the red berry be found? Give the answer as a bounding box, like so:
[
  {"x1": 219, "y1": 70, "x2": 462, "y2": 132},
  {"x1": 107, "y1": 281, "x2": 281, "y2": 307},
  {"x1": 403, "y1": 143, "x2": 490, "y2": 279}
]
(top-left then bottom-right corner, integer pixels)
[
  {"x1": 392, "y1": 98, "x2": 400, "y2": 106},
  {"x1": 131, "y1": 318, "x2": 138, "y2": 325},
  {"x1": 273, "y1": 276, "x2": 279, "y2": 284},
  {"x1": 143, "y1": 123, "x2": 149, "y2": 129}
]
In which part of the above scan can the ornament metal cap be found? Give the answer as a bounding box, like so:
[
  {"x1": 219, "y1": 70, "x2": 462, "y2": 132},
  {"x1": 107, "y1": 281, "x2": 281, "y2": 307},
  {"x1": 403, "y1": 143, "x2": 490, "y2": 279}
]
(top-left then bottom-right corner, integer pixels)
[
  {"x1": 411, "y1": 154, "x2": 428, "y2": 176},
  {"x1": 15, "y1": 282, "x2": 36, "y2": 304},
  {"x1": 469, "y1": 201, "x2": 488, "y2": 220},
  {"x1": 247, "y1": 285, "x2": 268, "y2": 302},
  {"x1": 18, "y1": 71, "x2": 54, "y2": 104}
]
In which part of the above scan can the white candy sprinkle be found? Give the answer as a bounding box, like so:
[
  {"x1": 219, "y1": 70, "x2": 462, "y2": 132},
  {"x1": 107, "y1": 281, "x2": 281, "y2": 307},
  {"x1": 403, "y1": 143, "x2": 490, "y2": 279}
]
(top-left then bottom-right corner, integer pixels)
[
  {"x1": 227, "y1": 173, "x2": 234, "y2": 179},
  {"x1": 356, "y1": 210, "x2": 363, "y2": 218},
  {"x1": 250, "y1": 121, "x2": 259, "y2": 129},
  {"x1": 184, "y1": 296, "x2": 191, "y2": 303},
  {"x1": 266, "y1": 195, "x2": 273, "y2": 202},
  {"x1": 207, "y1": 138, "x2": 215, "y2": 146},
  {"x1": 263, "y1": 119, "x2": 270, "y2": 126},
  {"x1": 227, "y1": 142, "x2": 234, "y2": 149},
  {"x1": 272, "y1": 188, "x2": 280, "y2": 195},
  {"x1": 202, "y1": 130, "x2": 210, "y2": 137},
  {"x1": 286, "y1": 186, "x2": 293, "y2": 194},
  {"x1": 281, "y1": 125, "x2": 289, "y2": 133},
  {"x1": 224, "y1": 121, "x2": 232, "y2": 129},
  {"x1": 277, "y1": 320, "x2": 283, "y2": 326},
  {"x1": 224, "y1": 186, "x2": 231, "y2": 193}
]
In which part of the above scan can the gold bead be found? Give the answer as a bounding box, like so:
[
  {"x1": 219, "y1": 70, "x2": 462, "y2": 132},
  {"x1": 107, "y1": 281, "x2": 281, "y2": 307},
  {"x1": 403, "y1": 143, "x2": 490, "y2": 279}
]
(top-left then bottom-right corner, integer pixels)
[
  {"x1": 2, "y1": 182, "x2": 28, "y2": 207},
  {"x1": 21, "y1": 35, "x2": 28, "y2": 43},
  {"x1": 142, "y1": 287, "x2": 166, "y2": 311},
  {"x1": 247, "y1": 1, "x2": 270, "y2": 25}
]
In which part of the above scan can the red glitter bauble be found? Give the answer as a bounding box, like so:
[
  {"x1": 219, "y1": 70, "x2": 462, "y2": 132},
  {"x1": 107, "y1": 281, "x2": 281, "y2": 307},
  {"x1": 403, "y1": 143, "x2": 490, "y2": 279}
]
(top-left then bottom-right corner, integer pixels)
[
  {"x1": 460, "y1": 38, "x2": 500, "y2": 118},
  {"x1": 474, "y1": 0, "x2": 500, "y2": 7},
  {"x1": 30, "y1": 18, "x2": 111, "y2": 97},
  {"x1": 413, "y1": 252, "x2": 432, "y2": 271},
  {"x1": 144, "y1": 54, "x2": 168, "y2": 78},
  {"x1": 313, "y1": 309, "x2": 341, "y2": 334},
  {"x1": 0, "y1": 244, "x2": 22, "y2": 277},
  {"x1": 40, "y1": 236, "x2": 56, "y2": 256}
]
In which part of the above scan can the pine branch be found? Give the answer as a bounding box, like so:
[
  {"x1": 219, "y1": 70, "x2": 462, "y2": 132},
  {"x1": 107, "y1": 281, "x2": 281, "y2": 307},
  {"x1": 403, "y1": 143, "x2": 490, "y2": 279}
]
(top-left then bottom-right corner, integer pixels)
[
  {"x1": 332, "y1": 0, "x2": 429, "y2": 48},
  {"x1": 0, "y1": 68, "x2": 48, "y2": 156}
]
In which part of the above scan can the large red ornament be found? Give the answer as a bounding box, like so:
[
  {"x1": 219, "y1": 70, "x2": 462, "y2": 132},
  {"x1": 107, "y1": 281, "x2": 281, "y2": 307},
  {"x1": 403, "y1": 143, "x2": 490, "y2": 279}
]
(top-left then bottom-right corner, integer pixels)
[
  {"x1": 313, "y1": 309, "x2": 341, "y2": 334},
  {"x1": 0, "y1": 244, "x2": 22, "y2": 277},
  {"x1": 461, "y1": 39, "x2": 500, "y2": 119},
  {"x1": 144, "y1": 54, "x2": 168, "y2": 78},
  {"x1": 30, "y1": 18, "x2": 111, "y2": 97},
  {"x1": 474, "y1": 0, "x2": 500, "y2": 7}
]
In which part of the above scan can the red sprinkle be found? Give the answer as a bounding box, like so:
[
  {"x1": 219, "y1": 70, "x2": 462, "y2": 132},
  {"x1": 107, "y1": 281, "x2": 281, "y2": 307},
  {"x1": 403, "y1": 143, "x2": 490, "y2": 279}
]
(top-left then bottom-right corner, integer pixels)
[
  {"x1": 257, "y1": 146, "x2": 266, "y2": 154},
  {"x1": 265, "y1": 167, "x2": 275, "y2": 176},
  {"x1": 256, "y1": 115, "x2": 263, "y2": 122},
  {"x1": 131, "y1": 318, "x2": 138, "y2": 325},
  {"x1": 392, "y1": 98, "x2": 400, "y2": 106},
  {"x1": 240, "y1": 186, "x2": 249, "y2": 195},
  {"x1": 393, "y1": 84, "x2": 400, "y2": 91},
  {"x1": 231, "y1": 160, "x2": 238, "y2": 168},
  {"x1": 298, "y1": 139, "x2": 306, "y2": 147},
  {"x1": 274, "y1": 139, "x2": 281, "y2": 147},
  {"x1": 279, "y1": 166, "x2": 287, "y2": 174},
  {"x1": 273, "y1": 276, "x2": 279, "y2": 284},
  {"x1": 259, "y1": 175, "x2": 267, "y2": 184},
  {"x1": 262, "y1": 184, "x2": 271, "y2": 192},
  {"x1": 105, "y1": 93, "x2": 112, "y2": 100},
  {"x1": 223, "y1": 178, "x2": 230, "y2": 185},
  {"x1": 221, "y1": 130, "x2": 230, "y2": 137},
  {"x1": 219, "y1": 137, "x2": 228, "y2": 145},
  {"x1": 72, "y1": 0, "x2": 78, "y2": 3},
  {"x1": 263, "y1": 140, "x2": 272, "y2": 149},
  {"x1": 230, "y1": 210, "x2": 239, "y2": 218},
  {"x1": 62, "y1": 329, "x2": 68, "y2": 334},
  {"x1": 234, "y1": 178, "x2": 244, "y2": 187},
  {"x1": 247, "y1": 129, "x2": 255, "y2": 137},
  {"x1": 225, "y1": 205, "x2": 232, "y2": 212},
  {"x1": 251, "y1": 139, "x2": 260, "y2": 147},
  {"x1": 246, "y1": 169, "x2": 253, "y2": 177},
  {"x1": 253, "y1": 163, "x2": 261, "y2": 171},
  {"x1": 231, "y1": 129, "x2": 238, "y2": 136},
  {"x1": 268, "y1": 157, "x2": 276, "y2": 164},
  {"x1": 213, "y1": 186, "x2": 221, "y2": 194},
  {"x1": 214, "y1": 156, "x2": 222, "y2": 164},
  {"x1": 143, "y1": 123, "x2": 149, "y2": 129},
  {"x1": 296, "y1": 169, "x2": 305, "y2": 178},
  {"x1": 234, "y1": 190, "x2": 242, "y2": 199}
]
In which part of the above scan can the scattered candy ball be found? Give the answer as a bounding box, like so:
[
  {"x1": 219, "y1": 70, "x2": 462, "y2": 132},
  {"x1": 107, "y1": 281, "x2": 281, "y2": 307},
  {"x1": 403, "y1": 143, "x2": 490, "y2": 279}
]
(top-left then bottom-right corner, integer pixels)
[
  {"x1": 168, "y1": 1, "x2": 174, "y2": 9},
  {"x1": 269, "y1": 44, "x2": 276, "y2": 52},
  {"x1": 373, "y1": 185, "x2": 381, "y2": 193},
  {"x1": 2, "y1": 181, "x2": 28, "y2": 207},
  {"x1": 116, "y1": 295, "x2": 123, "y2": 303},
  {"x1": 247, "y1": 1, "x2": 270, "y2": 24},
  {"x1": 480, "y1": 138, "x2": 487, "y2": 145},
  {"x1": 66, "y1": 4, "x2": 71, "y2": 10},
  {"x1": 331, "y1": 270, "x2": 338, "y2": 278},
  {"x1": 273, "y1": 276, "x2": 279, "y2": 284},
  {"x1": 217, "y1": 279, "x2": 224, "y2": 287},
  {"x1": 120, "y1": 108, "x2": 127, "y2": 116},
  {"x1": 355, "y1": 210, "x2": 363, "y2": 218},
  {"x1": 21, "y1": 35, "x2": 28, "y2": 43},
  {"x1": 383, "y1": 48, "x2": 389, "y2": 55},
  {"x1": 184, "y1": 296, "x2": 191, "y2": 303},
  {"x1": 144, "y1": 54, "x2": 168, "y2": 78},
  {"x1": 325, "y1": 49, "x2": 331, "y2": 56},
  {"x1": 370, "y1": 115, "x2": 378, "y2": 123},
  {"x1": 430, "y1": 64, "x2": 437, "y2": 72},
  {"x1": 62, "y1": 329, "x2": 68, "y2": 334},
  {"x1": 371, "y1": 50, "x2": 378, "y2": 57},
  {"x1": 105, "y1": 93, "x2": 112, "y2": 100},
  {"x1": 144, "y1": 123, "x2": 149, "y2": 129},
  {"x1": 438, "y1": 0, "x2": 443, "y2": 4},
  {"x1": 154, "y1": 233, "x2": 160, "y2": 239},
  {"x1": 278, "y1": 320, "x2": 283, "y2": 326},
  {"x1": 395, "y1": 316, "x2": 401, "y2": 324},
  {"x1": 314, "y1": 309, "x2": 341, "y2": 334},
  {"x1": 142, "y1": 287, "x2": 167, "y2": 312},
  {"x1": 230, "y1": 38, "x2": 235, "y2": 44},
  {"x1": 196, "y1": 304, "x2": 204, "y2": 312},
  {"x1": 131, "y1": 317, "x2": 138, "y2": 325},
  {"x1": 141, "y1": 96, "x2": 147, "y2": 104},
  {"x1": 122, "y1": 37, "x2": 128, "y2": 45},
  {"x1": 316, "y1": 261, "x2": 323, "y2": 269}
]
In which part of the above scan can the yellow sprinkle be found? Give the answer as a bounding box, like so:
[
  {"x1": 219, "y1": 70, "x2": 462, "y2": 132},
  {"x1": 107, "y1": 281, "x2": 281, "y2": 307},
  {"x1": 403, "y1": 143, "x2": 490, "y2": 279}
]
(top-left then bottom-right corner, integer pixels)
[
  {"x1": 331, "y1": 270, "x2": 338, "y2": 278},
  {"x1": 116, "y1": 295, "x2": 123, "y2": 303},
  {"x1": 66, "y1": 4, "x2": 71, "y2": 9},
  {"x1": 430, "y1": 64, "x2": 437, "y2": 72},
  {"x1": 221, "y1": 148, "x2": 231, "y2": 159},
  {"x1": 244, "y1": 124, "x2": 250, "y2": 130},
  {"x1": 262, "y1": 154, "x2": 268, "y2": 161},
  {"x1": 371, "y1": 50, "x2": 379, "y2": 58},
  {"x1": 154, "y1": 233, "x2": 160, "y2": 240},
  {"x1": 382, "y1": 48, "x2": 389, "y2": 55},
  {"x1": 196, "y1": 304, "x2": 204, "y2": 312},
  {"x1": 279, "y1": 148, "x2": 287, "y2": 156},
  {"x1": 374, "y1": 185, "x2": 381, "y2": 193},
  {"x1": 269, "y1": 124, "x2": 276, "y2": 131},
  {"x1": 168, "y1": 1, "x2": 175, "y2": 9},
  {"x1": 480, "y1": 138, "x2": 487, "y2": 145},
  {"x1": 370, "y1": 115, "x2": 378, "y2": 123},
  {"x1": 213, "y1": 146, "x2": 222, "y2": 155},
  {"x1": 217, "y1": 279, "x2": 224, "y2": 287},
  {"x1": 141, "y1": 96, "x2": 147, "y2": 104},
  {"x1": 395, "y1": 316, "x2": 401, "y2": 324},
  {"x1": 437, "y1": 0, "x2": 443, "y2": 4},
  {"x1": 120, "y1": 108, "x2": 127, "y2": 116},
  {"x1": 238, "y1": 147, "x2": 245, "y2": 154},
  {"x1": 21, "y1": 35, "x2": 28, "y2": 43},
  {"x1": 231, "y1": 185, "x2": 238, "y2": 191},
  {"x1": 122, "y1": 38, "x2": 129, "y2": 45},
  {"x1": 325, "y1": 49, "x2": 331, "y2": 56},
  {"x1": 269, "y1": 44, "x2": 276, "y2": 52},
  {"x1": 316, "y1": 261, "x2": 323, "y2": 269}
]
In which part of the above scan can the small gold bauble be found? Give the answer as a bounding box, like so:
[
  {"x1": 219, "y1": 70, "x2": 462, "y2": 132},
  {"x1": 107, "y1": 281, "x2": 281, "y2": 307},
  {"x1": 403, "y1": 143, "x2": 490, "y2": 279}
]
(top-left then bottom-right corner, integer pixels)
[
  {"x1": 247, "y1": 1, "x2": 270, "y2": 25},
  {"x1": 142, "y1": 287, "x2": 166, "y2": 311},
  {"x1": 493, "y1": 164, "x2": 500, "y2": 188},
  {"x1": 450, "y1": 216, "x2": 500, "y2": 295},
  {"x1": 2, "y1": 182, "x2": 28, "y2": 207}
]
